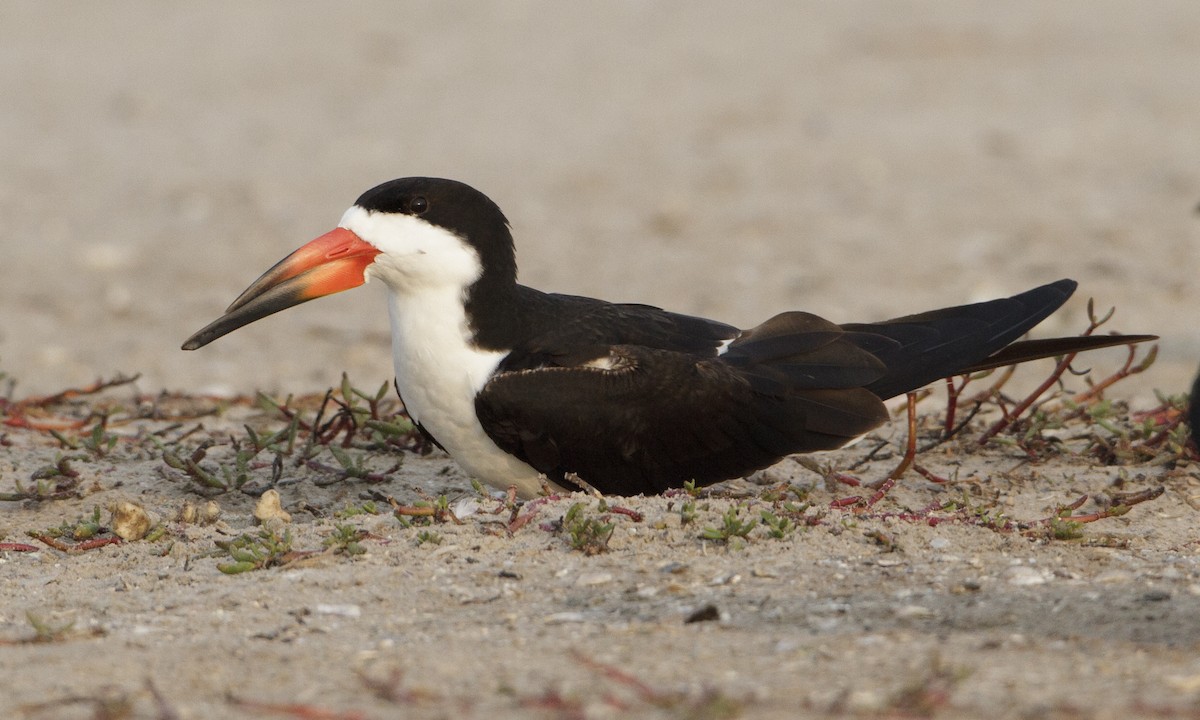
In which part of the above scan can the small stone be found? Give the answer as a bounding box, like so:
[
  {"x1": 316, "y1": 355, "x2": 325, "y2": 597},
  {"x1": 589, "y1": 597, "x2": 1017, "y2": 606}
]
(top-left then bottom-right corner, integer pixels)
[
  {"x1": 576, "y1": 572, "x2": 613, "y2": 587},
  {"x1": 177, "y1": 500, "x2": 221, "y2": 525},
  {"x1": 177, "y1": 501, "x2": 198, "y2": 524},
  {"x1": 929, "y1": 537, "x2": 951, "y2": 550},
  {"x1": 315, "y1": 603, "x2": 361, "y2": 617},
  {"x1": 200, "y1": 501, "x2": 222, "y2": 524},
  {"x1": 633, "y1": 585, "x2": 659, "y2": 598},
  {"x1": 685, "y1": 604, "x2": 721, "y2": 623},
  {"x1": 846, "y1": 689, "x2": 884, "y2": 712},
  {"x1": 1005, "y1": 566, "x2": 1047, "y2": 586},
  {"x1": 895, "y1": 604, "x2": 934, "y2": 619},
  {"x1": 1093, "y1": 570, "x2": 1133, "y2": 584},
  {"x1": 110, "y1": 500, "x2": 153, "y2": 541},
  {"x1": 953, "y1": 579, "x2": 982, "y2": 593},
  {"x1": 545, "y1": 612, "x2": 587, "y2": 624},
  {"x1": 253, "y1": 489, "x2": 291, "y2": 525}
]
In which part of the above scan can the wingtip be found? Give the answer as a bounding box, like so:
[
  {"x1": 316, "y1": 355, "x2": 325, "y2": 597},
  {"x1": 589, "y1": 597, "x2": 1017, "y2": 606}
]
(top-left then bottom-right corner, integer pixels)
[{"x1": 1052, "y1": 278, "x2": 1078, "y2": 294}]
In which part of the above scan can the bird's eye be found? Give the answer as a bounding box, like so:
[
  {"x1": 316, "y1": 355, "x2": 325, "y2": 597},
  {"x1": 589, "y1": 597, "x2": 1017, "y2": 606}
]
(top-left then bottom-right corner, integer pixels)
[{"x1": 410, "y1": 196, "x2": 428, "y2": 215}]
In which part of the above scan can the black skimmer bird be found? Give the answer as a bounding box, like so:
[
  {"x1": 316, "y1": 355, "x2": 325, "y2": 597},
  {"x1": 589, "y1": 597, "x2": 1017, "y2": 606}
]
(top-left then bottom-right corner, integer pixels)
[{"x1": 184, "y1": 177, "x2": 1154, "y2": 497}]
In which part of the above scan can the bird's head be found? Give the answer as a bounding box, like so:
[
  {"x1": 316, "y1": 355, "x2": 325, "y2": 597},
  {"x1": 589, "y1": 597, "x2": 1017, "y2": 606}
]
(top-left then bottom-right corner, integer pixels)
[{"x1": 182, "y1": 177, "x2": 514, "y2": 350}]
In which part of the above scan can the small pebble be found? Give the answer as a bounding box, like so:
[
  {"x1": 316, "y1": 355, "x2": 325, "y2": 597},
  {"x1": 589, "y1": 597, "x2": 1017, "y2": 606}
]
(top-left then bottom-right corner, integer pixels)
[
  {"x1": 315, "y1": 604, "x2": 361, "y2": 618},
  {"x1": 178, "y1": 500, "x2": 222, "y2": 525},
  {"x1": 545, "y1": 612, "x2": 587, "y2": 624},
  {"x1": 253, "y1": 489, "x2": 291, "y2": 524},
  {"x1": 576, "y1": 572, "x2": 613, "y2": 587},
  {"x1": 634, "y1": 585, "x2": 659, "y2": 598},
  {"x1": 895, "y1": 604, "x2": 934, "y2": 619},
  {"x1": 1005, "y1": 566, "x2": 1048, "y2": 586},
  {"x1": 178, "y1": 502, "x2": 197, "y2": 524},
  {"x1": 709, "y1": 573, "x2": 741, "y2": 586},
  {"x1": 685, "y1": 604, "x2": 721, "y2": 623},
  {"x1": 110, "y1": 500, "x2": 153, "y2": 541},
  {"x1": 846, "y1": 689, "x2": 884, "y2": 712}
]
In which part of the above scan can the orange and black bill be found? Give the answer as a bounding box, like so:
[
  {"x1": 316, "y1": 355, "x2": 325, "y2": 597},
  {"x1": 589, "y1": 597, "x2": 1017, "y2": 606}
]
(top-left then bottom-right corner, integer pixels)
[{"x1": 182, "y1": 227, "x2": 380, "y2": 350}]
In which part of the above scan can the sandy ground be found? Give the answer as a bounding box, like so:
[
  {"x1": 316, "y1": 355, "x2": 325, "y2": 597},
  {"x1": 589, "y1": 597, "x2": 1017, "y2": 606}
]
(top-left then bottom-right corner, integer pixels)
[
  {"x1": 0, "y1": 370, "x2": 1196, "y2": 719},
  {"x1": 2, "y1": 2, "x2": 1200, "y2": 718}
]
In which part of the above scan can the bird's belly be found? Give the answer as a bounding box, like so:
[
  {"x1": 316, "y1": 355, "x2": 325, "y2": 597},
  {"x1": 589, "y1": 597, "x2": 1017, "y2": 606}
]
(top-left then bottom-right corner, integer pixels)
[
  {"x1": 388, "y1": 298, "x2": 548, "y2": 497},
  {"x1": 396, "y1": 367, "x2": 545, "y2": 496}
]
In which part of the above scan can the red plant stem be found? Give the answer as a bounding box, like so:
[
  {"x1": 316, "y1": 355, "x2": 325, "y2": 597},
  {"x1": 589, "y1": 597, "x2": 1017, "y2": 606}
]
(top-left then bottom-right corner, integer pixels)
[
  {"x1": 571, "y1": 651, "x2": 664, "y2": 703},
  {"x1": 829, "y1": 472, "x2": 861, "y2": 487},
  {"x1": 75, "y1": 537, "x2": 122, "y2": 552},
  {"x1": 861, "y1": 475, "x2": 899, "y2": 510},
  {"x1": 830, "y1": 496, "x2": 862, "y2": 508},
  {"x1": 835, "y1": 400, "x2": 916, "y2": 511},
  {"x1": 912, "y1": 464, "x2": 948, "y2": 484},
  {"x1": 0, "y1": 542, "x2": 39, "y2": 552},
  {"x1": 230, "y1": 699, "x2": 367, "y2": 720},
  {"x1": 889, "y1": 394, "x2": 919, "y2": 480},
  {"x1": 392, "y1": 505, "x2": 435, "y2": 517},
  {"x1": 609, "y1": 505, "x2": 644, "y2": 522},
  {"x1": 1057, "y1": 495, "x2": 1089, "y2": 513},
  {"x1": 977, "y1": 352, "x2": 1079, "y2": 445},
  {"x1": 29, "y1": 533, "x2": 71, "y2": 552},
  {"x1": 1073, "y1": 344, "x2": 1155, "y2": 405},
  {"x1": 943, "y1": 376, "x2": 959, "y2": 439},
  {"x1": 507, "y1": 507, "x2": 541, "y2": 533}
]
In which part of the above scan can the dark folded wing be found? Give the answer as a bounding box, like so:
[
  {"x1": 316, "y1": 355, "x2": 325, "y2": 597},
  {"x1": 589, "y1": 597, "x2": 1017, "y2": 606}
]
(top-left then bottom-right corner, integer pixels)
[{"x1": 476, "y1": 344, "x2": 887, "y2": 495}]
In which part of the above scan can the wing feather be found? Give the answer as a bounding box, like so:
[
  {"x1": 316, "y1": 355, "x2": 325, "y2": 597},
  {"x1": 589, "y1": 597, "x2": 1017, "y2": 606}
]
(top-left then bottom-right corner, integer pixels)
[{"x1": 476, "y1": 345, "x2": 887, "y2": 495}]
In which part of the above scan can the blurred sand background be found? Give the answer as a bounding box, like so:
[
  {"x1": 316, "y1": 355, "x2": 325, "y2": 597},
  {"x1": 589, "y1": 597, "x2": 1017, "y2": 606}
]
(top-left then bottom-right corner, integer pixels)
[{"x1": 1, "y1": 1, "x2": 1197, "y2": 399}]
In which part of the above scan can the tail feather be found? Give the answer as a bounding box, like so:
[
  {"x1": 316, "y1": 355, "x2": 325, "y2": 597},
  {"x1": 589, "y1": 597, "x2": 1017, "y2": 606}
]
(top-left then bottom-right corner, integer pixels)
[{"x1": 959, "y1": 334, "x2": 1157, "y2": 375}]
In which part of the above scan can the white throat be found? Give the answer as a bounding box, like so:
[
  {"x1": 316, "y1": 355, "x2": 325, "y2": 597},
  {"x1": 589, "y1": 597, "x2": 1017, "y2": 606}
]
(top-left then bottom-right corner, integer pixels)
[{"x1": 339, "y1": 205, "x2": 548, "y2": 496}]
